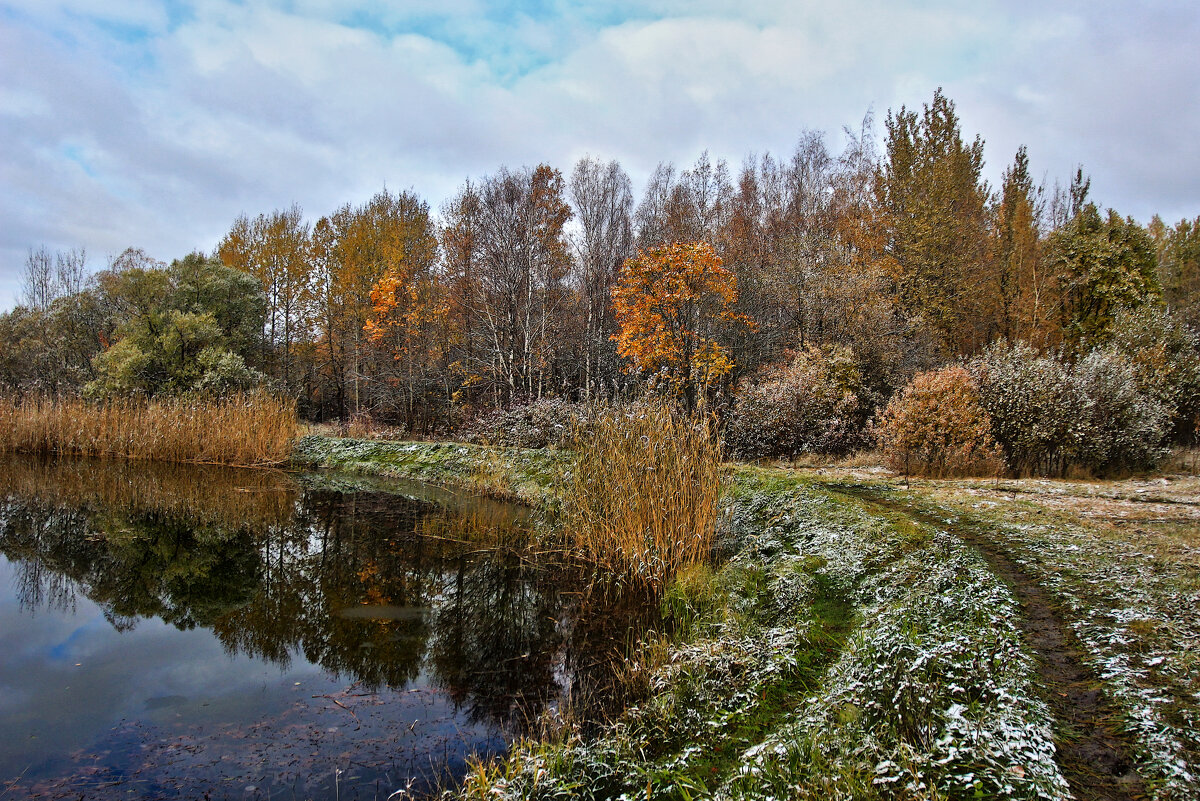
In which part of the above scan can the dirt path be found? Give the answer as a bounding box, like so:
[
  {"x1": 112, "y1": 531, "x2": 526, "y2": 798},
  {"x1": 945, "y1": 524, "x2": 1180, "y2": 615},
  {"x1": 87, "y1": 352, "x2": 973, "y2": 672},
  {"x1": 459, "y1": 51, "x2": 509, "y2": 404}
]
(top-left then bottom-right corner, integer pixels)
[{"x1": 830, "y1": 483, "x2": 1146, "y2": 801}]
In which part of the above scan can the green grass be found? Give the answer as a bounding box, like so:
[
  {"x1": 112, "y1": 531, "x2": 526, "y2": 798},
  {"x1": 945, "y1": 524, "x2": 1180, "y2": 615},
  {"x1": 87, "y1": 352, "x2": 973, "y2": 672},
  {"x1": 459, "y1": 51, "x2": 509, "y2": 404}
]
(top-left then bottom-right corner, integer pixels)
[{"x1": 291, "y1": 435, "x2": 566, "y2": 506}]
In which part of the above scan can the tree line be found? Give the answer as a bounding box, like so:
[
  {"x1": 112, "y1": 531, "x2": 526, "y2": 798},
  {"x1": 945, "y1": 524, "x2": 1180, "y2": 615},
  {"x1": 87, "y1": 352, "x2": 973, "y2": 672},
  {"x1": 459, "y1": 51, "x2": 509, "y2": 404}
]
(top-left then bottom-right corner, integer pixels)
[{"x1": 2, "y1": 89, "x2": 1198, "y2": 445}]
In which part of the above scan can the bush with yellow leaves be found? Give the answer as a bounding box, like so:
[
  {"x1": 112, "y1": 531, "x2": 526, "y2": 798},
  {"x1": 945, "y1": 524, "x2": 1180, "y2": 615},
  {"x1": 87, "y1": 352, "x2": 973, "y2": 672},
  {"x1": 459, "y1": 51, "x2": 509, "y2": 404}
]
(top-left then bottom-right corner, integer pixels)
[{"x1": 875, "y1": 366, "x2": 1003, "y2": 478}]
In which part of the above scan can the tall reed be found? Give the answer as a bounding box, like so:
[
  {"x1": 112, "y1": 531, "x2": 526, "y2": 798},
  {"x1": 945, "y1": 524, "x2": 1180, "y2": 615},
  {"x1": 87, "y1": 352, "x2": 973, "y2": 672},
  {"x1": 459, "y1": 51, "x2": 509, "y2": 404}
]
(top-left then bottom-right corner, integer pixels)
[
  {"x1": 560, "y1": 402, "x2": 722, "y2": 595},
  {"x1": 0, "y1": 391, "x2": 298, "y2": 466}
]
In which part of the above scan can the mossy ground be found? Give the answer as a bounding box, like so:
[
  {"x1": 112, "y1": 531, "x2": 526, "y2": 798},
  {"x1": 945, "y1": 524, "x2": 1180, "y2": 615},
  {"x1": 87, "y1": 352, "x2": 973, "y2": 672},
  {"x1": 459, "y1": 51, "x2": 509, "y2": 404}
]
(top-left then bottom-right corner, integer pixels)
[{"x1": 291, "y1": 435, "x2": 566, "y2": 507}]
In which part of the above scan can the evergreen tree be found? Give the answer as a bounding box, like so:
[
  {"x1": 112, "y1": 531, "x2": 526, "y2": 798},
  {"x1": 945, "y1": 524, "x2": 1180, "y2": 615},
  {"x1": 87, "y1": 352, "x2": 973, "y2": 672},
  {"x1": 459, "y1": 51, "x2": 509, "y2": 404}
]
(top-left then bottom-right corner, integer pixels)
[
  {"x1": 1049, "y1": 204, "x2": 1161, "y2": 352},
  {"x1": 877, "y1": 88, "x2": 992, "y2": 355}
]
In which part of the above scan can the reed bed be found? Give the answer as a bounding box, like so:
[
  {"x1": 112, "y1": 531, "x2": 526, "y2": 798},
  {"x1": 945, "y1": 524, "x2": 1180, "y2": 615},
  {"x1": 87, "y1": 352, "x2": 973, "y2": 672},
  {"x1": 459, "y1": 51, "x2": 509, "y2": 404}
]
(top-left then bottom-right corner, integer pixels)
[
  {"x1": 0, "y1": 392, "x2": 298, "y2": 466},
  {"x1": 561, "y1": 402, "x2": 722, "y2": 595}
]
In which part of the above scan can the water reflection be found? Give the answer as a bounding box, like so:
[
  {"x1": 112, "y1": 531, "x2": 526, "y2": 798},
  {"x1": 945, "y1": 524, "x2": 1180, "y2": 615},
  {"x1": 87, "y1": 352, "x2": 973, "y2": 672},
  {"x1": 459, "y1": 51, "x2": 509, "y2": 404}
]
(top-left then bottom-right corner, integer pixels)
[{"x1": 0, "y1": 455, "x2": 649, "y2": 799}]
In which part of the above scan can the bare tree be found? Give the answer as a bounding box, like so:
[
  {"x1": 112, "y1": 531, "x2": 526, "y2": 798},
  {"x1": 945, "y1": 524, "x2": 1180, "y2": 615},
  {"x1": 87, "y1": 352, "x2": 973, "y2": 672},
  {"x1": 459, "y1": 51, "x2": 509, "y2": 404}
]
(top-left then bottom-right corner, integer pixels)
[
  {"x1": 634, "y1": 152, "x2": 732, "y2": 248},
  {"x1": 569, "y1": 156, "x2": 633, "y2": 398},
  {"x1": 634, "y1": 162, "x2": 677, "y2": 248},
  {"x1": 21, "y1": 246, "x2": 55, "y2": 311},
  {"x1": 21, "y1": 246, "x2": 88, "y2": 311},
  {"x1": 443, "y1": 165, "x2": 573, "y2": 405},
  {"x1": 54, "y1": 248, "x2": 87, "y2": 298}
]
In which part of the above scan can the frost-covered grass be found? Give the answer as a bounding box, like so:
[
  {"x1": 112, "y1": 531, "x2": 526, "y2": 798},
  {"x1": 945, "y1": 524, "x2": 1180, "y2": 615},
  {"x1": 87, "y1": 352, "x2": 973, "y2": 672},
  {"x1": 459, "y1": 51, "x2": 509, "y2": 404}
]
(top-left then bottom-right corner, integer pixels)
[
  {"x1": 291, "y1": 435, "x2": 565, "y2": 506},
  {"x1": 294, "y1": 436, "x2": 1180, "y2": 798},
  {"x1": 454, "y1": 468, "x2": 1070, "y2": 800},
  {"x1": 728, "y1": 533, "x2": 1067, "y2": 800},
  {"x1": 822, "y1": 472, "x2": 1200, "y2": 800}
]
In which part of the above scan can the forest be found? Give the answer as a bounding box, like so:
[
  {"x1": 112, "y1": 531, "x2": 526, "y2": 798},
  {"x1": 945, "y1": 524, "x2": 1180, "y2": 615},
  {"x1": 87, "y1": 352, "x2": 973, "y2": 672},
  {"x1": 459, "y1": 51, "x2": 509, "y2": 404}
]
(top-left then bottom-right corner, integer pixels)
[{"x1": 3, "y1": 89, "x2": 1198, "y2": 477}]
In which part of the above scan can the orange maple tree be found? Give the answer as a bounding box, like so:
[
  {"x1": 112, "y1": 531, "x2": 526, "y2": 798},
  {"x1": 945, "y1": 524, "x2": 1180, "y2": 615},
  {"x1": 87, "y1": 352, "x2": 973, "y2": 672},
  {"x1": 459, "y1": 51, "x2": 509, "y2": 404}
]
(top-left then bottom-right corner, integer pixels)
[{"x1": 611, "y1": 241, "x2": 748, "y2": 405}]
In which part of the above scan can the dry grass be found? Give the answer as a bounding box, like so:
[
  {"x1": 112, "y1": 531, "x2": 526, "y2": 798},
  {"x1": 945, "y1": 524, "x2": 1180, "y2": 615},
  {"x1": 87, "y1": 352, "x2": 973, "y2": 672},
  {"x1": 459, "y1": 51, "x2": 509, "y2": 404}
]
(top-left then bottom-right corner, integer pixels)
[
  {"x1": 1164, "y1": 446, "x2": 1200, "y2": 476},
  {"x1": 561, "y1": 402, "x2": 722, "y2": 595},
  {"x1": 468, "y1": 447, "x2": 518, "y2": 499},
  {"x1": 0, "y1": 392, "x2": 298, "y2": 466}
]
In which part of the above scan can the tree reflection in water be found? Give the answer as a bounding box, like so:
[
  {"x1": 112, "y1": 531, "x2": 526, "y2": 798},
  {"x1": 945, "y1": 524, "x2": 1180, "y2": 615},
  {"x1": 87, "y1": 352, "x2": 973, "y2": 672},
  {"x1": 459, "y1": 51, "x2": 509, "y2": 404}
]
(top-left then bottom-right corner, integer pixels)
[{"x1": 0, "y1": 455, "x2": 655, "y2": 734}]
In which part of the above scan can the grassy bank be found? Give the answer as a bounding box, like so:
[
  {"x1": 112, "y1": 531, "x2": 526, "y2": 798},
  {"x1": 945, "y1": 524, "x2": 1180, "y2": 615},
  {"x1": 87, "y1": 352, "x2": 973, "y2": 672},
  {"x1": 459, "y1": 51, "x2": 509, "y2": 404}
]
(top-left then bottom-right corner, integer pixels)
[
  {"x1": 290, "y1": 434, "x2": 566, "y2": 505},
  {"x1": 456, "y1": 468, "x2": 1071, "y2": 800},
  {"x1": 0, "y1": 393, "x2": 297, "y2": 466},
  {"x1": 291, "y1": 434, "x2": 1198, "y2": 799}
]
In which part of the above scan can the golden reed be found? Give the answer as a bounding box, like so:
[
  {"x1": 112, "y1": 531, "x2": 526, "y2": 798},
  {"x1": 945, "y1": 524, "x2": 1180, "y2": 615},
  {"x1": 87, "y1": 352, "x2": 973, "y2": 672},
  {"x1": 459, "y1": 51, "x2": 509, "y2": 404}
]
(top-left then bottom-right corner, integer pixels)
[
  {"x1": 0, "y1": 392, "x2": 298, "y2": 467},
  {"x1": 561, "y1": 402, "x2": 722, "y2": 595}
]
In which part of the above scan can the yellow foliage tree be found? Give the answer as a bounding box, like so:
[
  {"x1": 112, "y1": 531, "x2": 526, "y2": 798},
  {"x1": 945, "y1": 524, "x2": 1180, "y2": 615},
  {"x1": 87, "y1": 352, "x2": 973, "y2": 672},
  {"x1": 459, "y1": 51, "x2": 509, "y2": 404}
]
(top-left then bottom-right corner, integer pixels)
[{"x1": 364, "y1": 251, "x2": 449, "y2": 425}]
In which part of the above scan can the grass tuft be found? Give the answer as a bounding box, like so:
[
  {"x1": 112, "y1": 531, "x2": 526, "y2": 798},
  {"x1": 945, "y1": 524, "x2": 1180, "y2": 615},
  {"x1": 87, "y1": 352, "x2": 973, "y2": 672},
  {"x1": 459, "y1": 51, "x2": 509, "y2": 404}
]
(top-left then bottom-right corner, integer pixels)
[{"x1": 560, "y1": 402, "x2": 722, "y2": 596}]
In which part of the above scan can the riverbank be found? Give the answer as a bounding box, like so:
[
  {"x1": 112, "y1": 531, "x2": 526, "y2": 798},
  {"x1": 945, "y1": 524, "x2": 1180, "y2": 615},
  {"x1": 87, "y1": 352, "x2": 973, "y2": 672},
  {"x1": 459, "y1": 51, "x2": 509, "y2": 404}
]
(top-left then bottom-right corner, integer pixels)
[
  {"x1": 291, "y1": 435, "x2": 1200, "y2": 800},
  {"x1": 291, "y1": 434, "x2": 565, "y2": 506}
]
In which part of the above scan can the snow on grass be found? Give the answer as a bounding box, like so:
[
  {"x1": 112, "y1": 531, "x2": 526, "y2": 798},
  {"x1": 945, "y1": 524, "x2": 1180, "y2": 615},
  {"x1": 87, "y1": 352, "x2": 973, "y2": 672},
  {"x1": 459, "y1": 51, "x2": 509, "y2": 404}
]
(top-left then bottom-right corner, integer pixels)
[
  {"x1": 291, "y1": 435, "x2": 565, "y2": 505},
  {"x1": 455, "y1": 471, "x2": 1069, "y2": 800},
  {"x1": 890, "y1": 478, "x2": 1200, "y2": 800},
  {"x1": 725, "y1": 531, "x2": 1069, "y2": 800}
]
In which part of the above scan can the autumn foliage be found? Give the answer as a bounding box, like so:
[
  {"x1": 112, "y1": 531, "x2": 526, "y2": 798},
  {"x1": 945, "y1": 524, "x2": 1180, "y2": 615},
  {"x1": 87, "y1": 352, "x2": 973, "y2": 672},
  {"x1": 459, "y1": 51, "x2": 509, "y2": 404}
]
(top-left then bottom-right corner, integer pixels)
[
  {"x1": 5, "y1": 87, "x2": 1197, "y2": 469},
  {"x1": 875, "y1": 366, "x2": 1004, "y2": 477},
  {"x1": 611, "y1": 241, "x2": 748, "y2": 405}
]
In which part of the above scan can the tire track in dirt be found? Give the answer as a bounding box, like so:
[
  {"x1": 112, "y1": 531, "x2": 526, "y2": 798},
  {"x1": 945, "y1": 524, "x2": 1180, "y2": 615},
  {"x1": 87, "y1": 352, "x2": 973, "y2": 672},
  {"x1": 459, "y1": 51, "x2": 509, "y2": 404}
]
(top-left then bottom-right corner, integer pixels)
[{"x1": 830, "y1": 483, "x2": 1146, "y2": 801}]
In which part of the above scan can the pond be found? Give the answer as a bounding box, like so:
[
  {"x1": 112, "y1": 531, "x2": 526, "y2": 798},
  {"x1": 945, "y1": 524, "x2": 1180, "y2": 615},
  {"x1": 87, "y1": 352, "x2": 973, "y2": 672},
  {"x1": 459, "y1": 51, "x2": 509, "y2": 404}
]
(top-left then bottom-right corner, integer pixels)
[{"x1": 0, "y1": 456, "x2": 646, "y2": 800}]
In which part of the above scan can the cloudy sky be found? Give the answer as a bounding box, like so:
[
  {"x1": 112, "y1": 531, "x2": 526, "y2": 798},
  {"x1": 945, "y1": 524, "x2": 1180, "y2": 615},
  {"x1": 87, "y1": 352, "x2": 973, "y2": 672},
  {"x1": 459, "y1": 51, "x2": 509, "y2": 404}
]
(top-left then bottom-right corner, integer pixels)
[{"x1": 1, "y1": 0, "x2": 1197, "y2": 308}]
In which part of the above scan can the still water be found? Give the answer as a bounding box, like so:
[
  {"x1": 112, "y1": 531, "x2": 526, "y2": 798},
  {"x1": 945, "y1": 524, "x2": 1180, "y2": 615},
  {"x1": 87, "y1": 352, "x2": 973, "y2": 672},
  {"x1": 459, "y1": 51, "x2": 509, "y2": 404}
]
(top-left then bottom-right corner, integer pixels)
[{"x1": 0, "y1": 456, "x2": 640, "y2": 800}]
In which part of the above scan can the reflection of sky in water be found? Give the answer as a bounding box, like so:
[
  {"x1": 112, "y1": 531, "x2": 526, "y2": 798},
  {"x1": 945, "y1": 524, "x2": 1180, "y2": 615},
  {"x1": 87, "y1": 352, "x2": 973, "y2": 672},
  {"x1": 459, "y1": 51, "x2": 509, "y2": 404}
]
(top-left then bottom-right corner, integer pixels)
[
  {"x1": 0, "y1": 459, "x2": 640, "y2": 799},
  {"x1": 0, "y1": 555, "x2": 492, "y2": 797}
]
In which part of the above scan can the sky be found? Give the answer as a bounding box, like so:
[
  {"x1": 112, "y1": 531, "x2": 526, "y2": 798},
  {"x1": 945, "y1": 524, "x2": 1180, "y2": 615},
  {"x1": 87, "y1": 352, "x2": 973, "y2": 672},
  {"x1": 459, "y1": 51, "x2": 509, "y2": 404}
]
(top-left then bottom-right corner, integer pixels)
[{"x1": 1, "y1": 0, "x2": 1198, "y2": 309}]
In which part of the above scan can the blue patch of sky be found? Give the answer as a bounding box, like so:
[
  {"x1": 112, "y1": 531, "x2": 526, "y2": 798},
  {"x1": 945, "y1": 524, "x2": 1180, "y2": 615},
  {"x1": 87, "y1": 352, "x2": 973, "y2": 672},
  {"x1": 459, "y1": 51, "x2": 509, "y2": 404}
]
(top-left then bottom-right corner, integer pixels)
[
  {"x1": 60, "y1": 144, "x2": 98, "y2": 179},
  {"x1": 330, "y1": 1, "x2": 660, "y2": 83},
  {"x1": 85, "y1": 19, "x2": 164, "y2": 76},
  {"x1": 161, "y1": 0, "x2": 196, "y2": 31}
]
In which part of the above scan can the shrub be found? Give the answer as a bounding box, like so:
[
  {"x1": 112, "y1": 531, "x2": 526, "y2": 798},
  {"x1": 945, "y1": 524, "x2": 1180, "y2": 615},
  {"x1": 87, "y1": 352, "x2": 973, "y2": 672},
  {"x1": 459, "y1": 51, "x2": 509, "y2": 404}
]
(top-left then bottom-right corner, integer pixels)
[
  {"x1": 874, "y1": 366, "x2": 1003, "y2": 478},
  {"x1": 1072, "y1": 347, "x2": 1170, "y2": 473},
  {"x1": 463, "y1": 397, "x2": 581, "y2": 448},
  {"x1": 1109, "y1": 305, "x2": 1200, "y2": 444},
  {"x1": 971, "y1": 339, "x2": 1171, "y2": 476},
  {"x1": 560, "y1": 402, "x2": 722, "y2": 595},
  {"x1": 970, "y1": 341, "x2": 1078, "y2": 476},
  {"x1": 725, "y1": 345, "x2": 874, "y2": 460}
]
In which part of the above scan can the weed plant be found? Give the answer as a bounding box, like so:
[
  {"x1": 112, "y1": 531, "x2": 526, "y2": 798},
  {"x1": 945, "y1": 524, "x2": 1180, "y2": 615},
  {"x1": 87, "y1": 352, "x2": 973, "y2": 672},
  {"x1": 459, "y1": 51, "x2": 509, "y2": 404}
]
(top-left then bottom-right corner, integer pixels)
[
  {"x1": 561, "y1": 403, "x2": 722, "y2": 596},
  {"x1": 0, "y1": 391, "x2": 297, "y2": 466}
]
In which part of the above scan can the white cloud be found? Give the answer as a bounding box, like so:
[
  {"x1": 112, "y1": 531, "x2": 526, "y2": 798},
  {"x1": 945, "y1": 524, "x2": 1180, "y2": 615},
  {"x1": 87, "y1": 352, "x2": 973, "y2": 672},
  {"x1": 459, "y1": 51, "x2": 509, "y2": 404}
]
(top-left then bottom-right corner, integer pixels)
[
  {"x1": 1, "y1": 0, "x2": 1198, "y2": 307},
  {"x1": 1, "y1": 0, "x2": 170, "y2": 30}
]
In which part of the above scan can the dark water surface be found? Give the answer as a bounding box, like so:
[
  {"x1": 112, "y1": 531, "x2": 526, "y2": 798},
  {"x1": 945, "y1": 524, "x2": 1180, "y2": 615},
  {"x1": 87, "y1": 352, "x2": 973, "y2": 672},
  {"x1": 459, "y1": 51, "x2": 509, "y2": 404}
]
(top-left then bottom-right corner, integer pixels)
[{"x1": 0, "y1": 456, "x2": 638, "y2": 800}]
